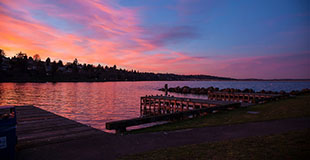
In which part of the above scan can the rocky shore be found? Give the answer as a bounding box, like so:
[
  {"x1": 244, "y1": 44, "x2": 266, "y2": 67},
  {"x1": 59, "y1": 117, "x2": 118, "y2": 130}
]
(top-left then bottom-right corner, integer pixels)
[{"x1": 159, "y1": 86, "x2": 310, "y2": 96}]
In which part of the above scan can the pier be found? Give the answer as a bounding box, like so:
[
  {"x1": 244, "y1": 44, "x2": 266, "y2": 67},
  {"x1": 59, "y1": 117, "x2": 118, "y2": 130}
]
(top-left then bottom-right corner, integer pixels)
[
  {"x1": 1, "y1": 97, "x2": 307, "y2": 159},
  {"x1": 207, "y1": 92, "x2": 282, "y2": 103},
  {"x1": 15, "y1": 105, "x2": 103, "y2": 149},
  {"x1": 105, "y1": 95, "x2": 240, "y2": 133},
  {"x1": 140, "y1": 95, "x2": 240, "y2": 116},
  {"x1": 107, "y1": 102, "x2": 240, "y2": 133}
]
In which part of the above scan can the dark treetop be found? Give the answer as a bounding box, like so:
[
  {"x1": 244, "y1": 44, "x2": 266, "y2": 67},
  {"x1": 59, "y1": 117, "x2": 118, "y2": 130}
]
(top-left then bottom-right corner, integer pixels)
[{"x1": 0, "y1": 49, "x2": 233, "y2": 82}]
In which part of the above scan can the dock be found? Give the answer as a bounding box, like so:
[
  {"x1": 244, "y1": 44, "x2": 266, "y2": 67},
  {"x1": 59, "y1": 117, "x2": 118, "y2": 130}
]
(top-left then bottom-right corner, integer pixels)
[
  {"x1": 104, "y1": 95, "x2": 241, "y2": 133},
  {"x1": 140, "y1": 95, "x2": 239, "y2": 116},
  {"x1": 107, "y1": 101, "x2": 240, "y2": 133},
  {"x1": 15, "y1": 105, "x2": 103, "y2": 149}
]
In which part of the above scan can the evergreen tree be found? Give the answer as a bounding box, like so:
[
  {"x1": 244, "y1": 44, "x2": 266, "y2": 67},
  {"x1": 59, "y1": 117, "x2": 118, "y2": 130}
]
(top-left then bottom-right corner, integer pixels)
[{"x1": 33, "y1": 54, "x2": 41, "y2": 61}]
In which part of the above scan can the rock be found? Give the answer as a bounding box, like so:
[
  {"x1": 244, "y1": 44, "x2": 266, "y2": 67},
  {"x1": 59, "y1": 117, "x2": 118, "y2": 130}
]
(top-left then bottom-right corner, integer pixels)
[
  {"x1": 207, "y1": 87, "x2": 214, "y2": 92},
  {"x1": 301, "y1": 88, "x2": 310, "y2": 94},
  {"x1": 168, "y1": 88, "x2": 175, "y2": 92},
  {"x1": 175, "y1": 86, "x2": 181, "y2": 93},
  {"x1": 182, "y1": 86, "x2": 190, "y2": 94},
  {"x1": 290, "y1": 90, "x2": 300, "y2": 95},
  {"x1": 267, "y1": 91, "x2": 273, "y2": 94},
  {"x1": 242, "y1": 88, "x2": 250, "y2": 93},
  {"x1": 190, "y1": 88, "x2": 200, "y2": 94},
  {"x1": 199, "y1": 88, "x2": 207, "y2": 94},
  {"x1": 279, "y1": 90, "x2": 286, "y2": 95}
]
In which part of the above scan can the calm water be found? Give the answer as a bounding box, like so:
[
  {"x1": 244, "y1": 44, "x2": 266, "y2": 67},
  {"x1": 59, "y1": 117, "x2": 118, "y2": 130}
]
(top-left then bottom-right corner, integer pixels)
[{"x1": 0, "y1": 81, "x2": 309, "y2": 131}]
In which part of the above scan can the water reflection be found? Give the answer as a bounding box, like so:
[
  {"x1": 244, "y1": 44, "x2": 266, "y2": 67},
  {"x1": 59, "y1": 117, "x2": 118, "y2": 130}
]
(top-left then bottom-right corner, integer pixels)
[{"x1": 0, "y1": 81, "x2": 309, "y2": 131}]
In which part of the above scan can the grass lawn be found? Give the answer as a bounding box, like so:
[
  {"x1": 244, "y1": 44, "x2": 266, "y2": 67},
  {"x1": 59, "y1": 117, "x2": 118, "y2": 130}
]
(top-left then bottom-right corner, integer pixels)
[
  {"x1": 128, "y1": 95, "x2": 310, "y2": 134},
  {"x1": 119, "y1": 129, "x2": 310, "y2": 160}
]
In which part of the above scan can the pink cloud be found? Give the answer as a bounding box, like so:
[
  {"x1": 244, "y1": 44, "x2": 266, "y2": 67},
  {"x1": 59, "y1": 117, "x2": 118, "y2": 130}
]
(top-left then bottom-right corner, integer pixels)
[
  {"x1": 0, "y1": 0, "x2": 309, "y2": 79},
  {"x1": 0, "y1": 0, "x2": 202, "y2": 68},
  {"x1": 207, "y1": 52, "x2": 310, "y2": 79}
]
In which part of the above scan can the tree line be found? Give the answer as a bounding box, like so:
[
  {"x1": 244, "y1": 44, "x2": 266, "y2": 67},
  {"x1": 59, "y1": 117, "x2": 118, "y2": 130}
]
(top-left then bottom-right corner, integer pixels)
[{"x1": 0, "y1": 49, "x2": 234, "y2": 82}]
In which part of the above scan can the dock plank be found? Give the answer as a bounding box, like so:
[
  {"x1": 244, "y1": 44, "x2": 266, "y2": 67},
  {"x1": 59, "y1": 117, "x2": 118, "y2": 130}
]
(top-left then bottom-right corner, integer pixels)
[
  {"x1": 17, "y1": 117, "x2": 68, "y2": 125},
  {"x1": 17, "y1": 116, "x2": 60, "y2": 122},
  {"x1": 18, "y1": 125, "x2": 95, "y2": 141},
  {"x1": 17, "y1": 123, "x2": 84, "y2": 134},
  {"x1": 15, "y1": 106, "x2": 105, "y2": 149}
]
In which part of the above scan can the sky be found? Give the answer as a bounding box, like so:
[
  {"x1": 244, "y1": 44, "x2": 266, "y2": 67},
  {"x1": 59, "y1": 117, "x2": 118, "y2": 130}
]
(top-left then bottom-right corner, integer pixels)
[{"x1": 0, "y1": 0, "x2": 309, "y2": 79}]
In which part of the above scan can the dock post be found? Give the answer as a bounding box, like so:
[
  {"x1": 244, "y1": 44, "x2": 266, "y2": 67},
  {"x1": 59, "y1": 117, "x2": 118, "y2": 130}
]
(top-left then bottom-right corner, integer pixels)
[
  {"x1": 248, "y1": 94, "x2": 250, "y2": 103},
  {"x1": 252, "y1": 95, "x2": 255, "y2": 103},
  {"x1": 186, "y1": 100, "x2": 189, "y2": 110},
  {"x1": 154, "y1": 98, "x2": 156, "y2": 113},
  {"x1": 180, "y1": 101, "x2": 183, "y2": 112},
  {"x1": 148, "y1": 97, "x2": 151, "y2": 114},
  {"x1": 144, "y1": 97, "x2": 147, "y2": 115},
  {"x1": 159, "y1": 98, "x2": 162, "y2": 114},
  {"x1": 140, "y1": 97, "x2": 142, "y2": 116},
  {"x1": 168, "y1": 100, "x2": 171, "y2": 113}
]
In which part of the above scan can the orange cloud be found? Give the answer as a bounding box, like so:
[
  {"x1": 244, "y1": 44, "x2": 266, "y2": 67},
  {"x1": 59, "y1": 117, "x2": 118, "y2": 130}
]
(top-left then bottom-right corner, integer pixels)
[
  {"x1": 1, "y1": 0, "x2": 308, "y2": 79},
  {"x1": 1, "y1": 0, "x2": 204, "y2": 70}
]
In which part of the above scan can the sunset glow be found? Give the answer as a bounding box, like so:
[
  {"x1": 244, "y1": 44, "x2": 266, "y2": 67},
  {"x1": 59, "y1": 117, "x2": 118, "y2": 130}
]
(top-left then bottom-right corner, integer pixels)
[{"x1": 0, "y1": 0, "x2": 309, "y2": 79}]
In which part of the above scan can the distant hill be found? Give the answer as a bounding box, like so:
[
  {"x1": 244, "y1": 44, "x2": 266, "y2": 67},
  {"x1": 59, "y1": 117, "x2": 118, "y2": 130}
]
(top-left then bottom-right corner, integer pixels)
[{"x1": 0, "y1": 49, "x2": 234, "y2": 82}]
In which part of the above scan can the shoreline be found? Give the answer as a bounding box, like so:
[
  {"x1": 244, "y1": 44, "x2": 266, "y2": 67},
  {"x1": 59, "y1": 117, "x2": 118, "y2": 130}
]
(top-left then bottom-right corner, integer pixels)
[{"x1": 1, "y1": 79, "x2": 310, "y2": 83}]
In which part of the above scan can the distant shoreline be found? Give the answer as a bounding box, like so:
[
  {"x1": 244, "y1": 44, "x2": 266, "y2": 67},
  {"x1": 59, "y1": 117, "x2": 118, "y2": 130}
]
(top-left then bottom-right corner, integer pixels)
[
  {"x1": 1, "y1": 79, "x2": 310, "y2": 83},
  {"x1": 1, "y1": 50, "x2": 309, "y2": 83},
  {"x1": 236, "y1": 79, "x2": 310, "y2": 82}
]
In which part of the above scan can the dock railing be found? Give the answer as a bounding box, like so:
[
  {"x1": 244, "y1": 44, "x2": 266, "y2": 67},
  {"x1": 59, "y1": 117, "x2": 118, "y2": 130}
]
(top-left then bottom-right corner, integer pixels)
[
  {"x1": 140, "y1": 95, "x2": 238, "y2": 116},
  {"x1": 106, "y1": 100, "x2": 240, "y2": 133}
]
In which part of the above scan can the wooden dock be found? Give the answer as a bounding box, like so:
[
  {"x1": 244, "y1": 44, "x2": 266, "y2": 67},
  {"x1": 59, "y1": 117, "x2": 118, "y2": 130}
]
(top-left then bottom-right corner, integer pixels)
[
  {"x1": 15, "y1": 105, "x2": 103, "y2": 149},
  {"x1": 207, "y1": 92, "x2": 282, "y2": 103},
  {"x1": 107, "y1": 102, "x2": 240, "y2": 133},
  {"x1": 140, "y1": 95, "x2": 239, "y2": 116}
]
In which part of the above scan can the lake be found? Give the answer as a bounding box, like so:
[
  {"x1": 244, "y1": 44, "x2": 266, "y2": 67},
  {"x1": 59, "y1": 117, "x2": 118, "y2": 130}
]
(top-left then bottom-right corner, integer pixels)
[{"x1": 0, "y1": 81, "x2": 309, "y2": 131}]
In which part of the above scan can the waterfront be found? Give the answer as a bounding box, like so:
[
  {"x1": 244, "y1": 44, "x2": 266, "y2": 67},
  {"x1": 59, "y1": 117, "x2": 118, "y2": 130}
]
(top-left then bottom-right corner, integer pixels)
[{"x1": 1, "y1": 81, "x2": 309, "y2": 131}]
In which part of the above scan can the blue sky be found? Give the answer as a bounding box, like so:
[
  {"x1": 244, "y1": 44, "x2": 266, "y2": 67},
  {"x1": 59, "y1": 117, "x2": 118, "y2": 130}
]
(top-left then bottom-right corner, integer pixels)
[{"x1": 1, "y1": 0, "x2": 309, "y2": 78}]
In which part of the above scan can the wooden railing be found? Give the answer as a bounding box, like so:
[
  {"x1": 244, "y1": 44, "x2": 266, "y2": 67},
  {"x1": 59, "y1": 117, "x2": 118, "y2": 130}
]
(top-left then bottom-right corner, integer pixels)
[
  {"x1": 140, "y1": 95, "x2": 238, "y2": 116},
  {"x1": 106, "y1": 102, "x2": 240, "y2": 133}
]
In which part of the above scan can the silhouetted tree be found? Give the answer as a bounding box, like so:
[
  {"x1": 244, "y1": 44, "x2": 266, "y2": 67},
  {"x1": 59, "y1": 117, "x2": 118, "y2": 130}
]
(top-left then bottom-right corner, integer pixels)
[
  {"x1": 0, "y1": 49, "x2": 5, "y2": 57},
  {"x1": 46, "y1": 57, "x2": 51, "y2": 65},
  {"x1": 33, "y1": 54, "x2": 40, "y2": 61},
  {"x1": 16, "y1": 52, "x2": 27, "y2": 59},
  {"x1": 0, "y1": 49, "x2": 234, "y2": 82},
  {"x1": 73, "y1": 58, "x2": 78, "y2": 66},
  {"x1": 0, "y1": 49, "x2": 4, "y2": 65},
  {"x1": 51, "y1": 61, "x2": 58, "y2": 75},
  {"x1": 82, "y1": 63, "x2": 87, "y2": 70},
  {"x1": 58, "y1": 60, "x2": 63, "y2": 67}
]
